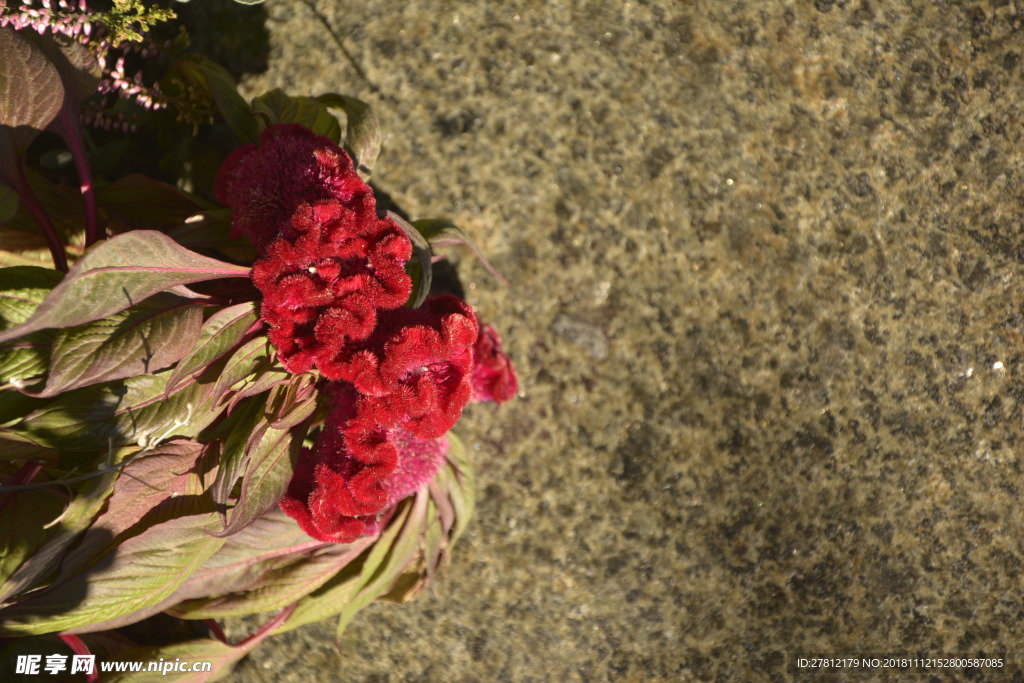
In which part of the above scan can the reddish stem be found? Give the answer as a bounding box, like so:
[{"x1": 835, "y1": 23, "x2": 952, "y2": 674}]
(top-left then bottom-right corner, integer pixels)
[
  {"x1": 58, "y1": 634, "x2": 98, "y2": 683},
  {"x1": 238, "y1": 603, "x2": 297, "y2": 648},
  {"x1": 15, "y1": 165, "x2": 68, "y2": 272},
  {"x1": 55, "y1": 111, "x2": 99, "y2": 246},
  {"x1": 203, "y1": 619, "x2": 229, "y2": 644}
]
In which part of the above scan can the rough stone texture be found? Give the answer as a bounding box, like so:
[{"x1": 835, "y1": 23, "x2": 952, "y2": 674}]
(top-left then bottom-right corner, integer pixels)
[{"x1": 229, "y1": 1, "x2": 1024, "y2": 680}]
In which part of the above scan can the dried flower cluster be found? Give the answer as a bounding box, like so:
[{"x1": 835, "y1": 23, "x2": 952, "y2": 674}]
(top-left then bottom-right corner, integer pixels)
[{"x1": 217, "y1": 124, "x2": 517, "y2": 543}]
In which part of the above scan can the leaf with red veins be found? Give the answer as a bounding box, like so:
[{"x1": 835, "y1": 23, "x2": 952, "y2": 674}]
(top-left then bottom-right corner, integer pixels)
[{"x1": 471, "y1": 323, "x2": 519, "y2": 403}]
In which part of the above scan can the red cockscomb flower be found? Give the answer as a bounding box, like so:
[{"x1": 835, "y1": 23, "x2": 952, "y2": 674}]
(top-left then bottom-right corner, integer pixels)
[
  {"x1": 470, "y1": 323, "x2": 518, "y2": 403},
  {"x1": 321, "y1": 295, "x2": 479, "y2": 437},
  {"x1": 251, "y1": 199, "x2": 412, "y2": 374},
  {"x1": 280, "y1": 384, "x2": 450, "y2": 543},
  {"x1": 215, "y1": 123, "x2": 372, "y2": 251}
]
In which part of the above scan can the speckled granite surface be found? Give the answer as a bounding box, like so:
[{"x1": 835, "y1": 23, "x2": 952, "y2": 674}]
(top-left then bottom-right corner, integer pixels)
[{"x1": 223, "y1": 1, "x2": 1024, "y2": 680}]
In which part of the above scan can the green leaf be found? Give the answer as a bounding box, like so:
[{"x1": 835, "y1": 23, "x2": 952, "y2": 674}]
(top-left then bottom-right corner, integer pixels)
[
  {"x1": 0, "y1": 266, "x2": 63, "y2": 386},
  {"x1": 38, "y1": 293, "x2": 205, "y2": 397},
  {"x1": 167, "y1": 302, "x2": 257, "y2": 394},
  {"x1": 388, "y1": 211, "x2": 432, "y2": 308},
  {"x1": 252, "y1": 88, "x2": 342, "y2": 142},
  {"x1": 166, "y1": 509, "x2": 373, "y2": 619},
  {"x1": 443, "y1": 432, "x2": 476, "y2": 546},
  {"x1": 96, "y1": 174, "x2": 209, "y2": 233},
  {"x1": 212, "y1": 336, "x2": 272, "y2": 403},
  {"x1": 100, "y1": 638, "x2": 246, "y2": 683},
  {"x1": 0, "y1": 445, "x2": 130, "y2": 603},
  {"x1": 0, "y1": 443, "x2": 225, "y2": 636},
  {"x1": 0, "y1": 231, "x2": 250, "y2": 344},
  {"x1": 174, "y1": 56, "x2": 258, "y2": 145},
  {"x1": 0, "y1": 482, "x2": 65, "y2": 594},
  {"x1": 0, "y1": 27, "x2": 63, "y2": 182},
  {"x1": 12, "y1": 369, "x2": 221, "y2": 452},
  {"x1": 411, "y1": 218, "x2": 508, "y2": 284},
  {"x1": 0, "y1": 513, "x2": 224, "y2": 636},
  {"x1": 316, "y1": 93, "x2": 381, "y2": 177}
]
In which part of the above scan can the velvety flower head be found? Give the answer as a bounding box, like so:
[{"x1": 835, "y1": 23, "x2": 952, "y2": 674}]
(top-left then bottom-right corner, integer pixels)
[
  {"x1": 251, "y1": 199, "x2": 413, "y2": 374},
  {"x1": 471, "y1": 323, "x2": 518, "y2": 403},
  {"x1": 280, "y1": 384, "x2": 450, "y2": 544},
  {"x1": 215, "y1": 123, "x2": 372, "y2": 251},
  {"x1": 321, "y1": 295, "x2": 479, "y2": 437}
]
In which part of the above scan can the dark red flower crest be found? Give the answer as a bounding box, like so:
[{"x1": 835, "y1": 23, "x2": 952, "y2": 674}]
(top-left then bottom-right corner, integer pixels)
[
  {"x1": 215, "y1": 124, "x2": 371, "y2": 251},
  {"x1": 251, "y1": 199, "x2": 413, "y2": 374},
  {"x1": 216, "y1": 123, "x2": 516, "y2": 544},
  {"x1": 280, "y1": 383, "x2": 450, "y2": 543},
  {"x1": 320, "y1": 295, "x2": 479, "y2": 437},
  {"x1": 471, "y1": 323, "x2": 518, "y2": 403}
]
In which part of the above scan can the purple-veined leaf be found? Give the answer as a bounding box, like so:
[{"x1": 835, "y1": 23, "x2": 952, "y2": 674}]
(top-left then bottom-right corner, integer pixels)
[
  {"x1": 211, "y1": 336, "x2": 272, "y2": 404},
  {"x1": 269, "y1": 387, "x2": 318, "y2": 430},
  {"x1": 34, "y1": 31, "x2": 102, "y2": 245},
  {"x1": 317, "y1": 93, "x2": 381, "y2": 178},
  {"x1": 170, "y1": 508, "x2": 328, "y2": 603},
  {"x1": 0, "y1": 27, "x2": 63, "y2": 176},
  {"x1": 208, "y1": 395, "x2": 266, "y2": 510},
  {"x1": 0, "y1": 29, "x2": 69, "y2": 270},
  {"x1": 166, "y1": 509, "x2": 375, "y2": 619},
  {"x1": 37, "y1": 293, "x2": 205, "y2": 397},
  {"x1": 0, "y1": 266, "x2": 63, "y2": 387},
  {"x1": 211, "y1": 380, "x2": 315, "y2": 537},
  {"x1": 0, "y1": 512, "x2": 224, "y2": 636},
  {"x1": 223, "y1": 363, "x2": 290, "y2": 410},
  {"x1": 0, "y1": 434, "x2": 60, "y2": 464},
  {"x1": 166, "y1": 302, "x2": 258, "y2": 394},
  {"x1": 0, "y1": 444, "x2": 133, "y2": 603},
  {"x1": 412, "y1": 218, "x2": 508, "y2": 284},
  {"x1": 102, "y1": 606, "x2": 294, "y2": 682},
  {"x1": 0, "y1": 169, "x2": 88, "y2": 269},
  {"x1": 211, "y1": 421, "x2": 298, "y2": 538},
  {"x1": 389, "y1": 211, "x2": 432, "y2": 309},
  {"x1": 0, "y1": 442, "x2": 226, "y2": 636},
  {"x1": 252, "y1": 88, "x2": 342, "y2": 142},
  {"x1": 12, "y1": 368, "x2": 222, "y2": 452},
  {"x1": 0, "y1": 231, "x2": 251, "y2": 345}
]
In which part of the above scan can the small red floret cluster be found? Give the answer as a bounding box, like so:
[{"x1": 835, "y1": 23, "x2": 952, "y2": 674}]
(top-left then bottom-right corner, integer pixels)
[{"x1": 217, "y1": 124, "x2": 517, "y2": 543}]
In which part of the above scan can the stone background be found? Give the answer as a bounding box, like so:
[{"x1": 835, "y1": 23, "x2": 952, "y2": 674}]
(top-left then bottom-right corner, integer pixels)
[{"x1": 219, "y1": 0, "x2": 1024, "y2": 680}]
